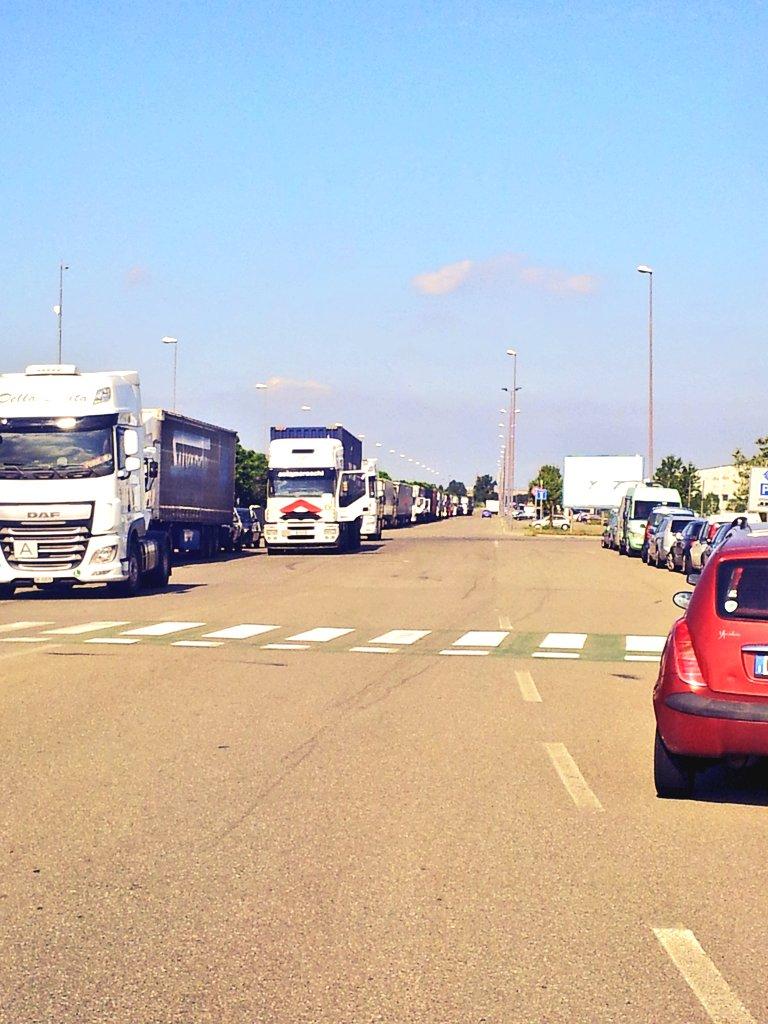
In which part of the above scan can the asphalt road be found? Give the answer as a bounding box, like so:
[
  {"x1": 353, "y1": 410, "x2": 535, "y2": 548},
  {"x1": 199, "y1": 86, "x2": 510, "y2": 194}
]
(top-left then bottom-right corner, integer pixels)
[{"x1": 1, "y1": 516, "x2": 766, "y2": 1023}]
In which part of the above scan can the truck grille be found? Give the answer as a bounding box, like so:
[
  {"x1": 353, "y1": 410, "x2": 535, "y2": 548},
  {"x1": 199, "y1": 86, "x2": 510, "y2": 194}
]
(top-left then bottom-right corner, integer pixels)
[
  {"x1": 285, "y1": 521, "x2": 319, "y2": 541},
  {"x1": 0, "y1": 521, "x2": 91, "y2": 571}
]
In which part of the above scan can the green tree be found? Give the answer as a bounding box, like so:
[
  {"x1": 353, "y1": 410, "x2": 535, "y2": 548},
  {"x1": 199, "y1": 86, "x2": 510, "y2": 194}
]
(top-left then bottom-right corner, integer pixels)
[
  {"x1": 447, "y1": 479, "x2": 467, "y2": 497},
  {"x1": 378, "y1": 469, "x2": 392, "y2": 480},
  {"x1": 701, "y1": 492, "x2": 720, "y2": 515},
  {"x1": 235, "y1": 443, "x2": 268, "y2": 506},
  {"x1": 473, "y1": 474, "x2": 497, "y2": 503},
  {"x1": 654, "y1": 454, "x2": 703, "y2": 508},
  {"x1": 730, "y1": 436, "x2": 768, "y2": 511},
  {"x1": 653, "y1": 455, "x2": 684, "y2": 490},
  {"x1": 529, "y1": 465, "x2": 563, "y2": 513}
]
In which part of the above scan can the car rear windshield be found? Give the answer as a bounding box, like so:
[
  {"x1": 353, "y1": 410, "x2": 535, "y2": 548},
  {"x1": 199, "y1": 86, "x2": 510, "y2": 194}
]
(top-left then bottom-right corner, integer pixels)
[
  {"x1": 717, "y1": 559, "x2": 768, "y2": 621},
  {"x1": 670, "y1": 518, "x2": 692, "y2": 533}
]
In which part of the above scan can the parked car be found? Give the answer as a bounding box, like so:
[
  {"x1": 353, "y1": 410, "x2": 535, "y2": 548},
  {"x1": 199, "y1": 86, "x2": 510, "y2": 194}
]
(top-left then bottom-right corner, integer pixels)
[
  {"x1": 234, "y1": 507, "x2": 257, "y2": 549},
  {"x1": 668, "y1": 518, "x2": 705, "y2": 572},
  {"x1": 642, "y1": 505, "x2": 695, "y2": 563},
  {"x1": 647, "y1": 515, "x2": 696, "y2": 569},
  {"x1": 653, "y1": 532, "x2": 768, "y2": 798},
  {"x1": 481, "y1": 509, "x2": 493, "y2": 519},
  {"x1": 602, "y1": 511, "x2": 619, "y2": 549},
  {"x1": 533, "y1": 515, "x2": 571, "y2": 532},
  {"x1": 689, "y1": 516, "x2": 734, "y2": 571},
  {"x1": 514, "y1": 508, "x2": 536, "y2": 521}
]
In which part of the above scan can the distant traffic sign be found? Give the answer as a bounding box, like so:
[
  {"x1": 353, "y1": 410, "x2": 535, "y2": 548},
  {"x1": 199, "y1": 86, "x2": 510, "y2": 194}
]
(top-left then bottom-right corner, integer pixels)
[{"x1": 534, "y1": 488, "x2": 549, "y2": 500}]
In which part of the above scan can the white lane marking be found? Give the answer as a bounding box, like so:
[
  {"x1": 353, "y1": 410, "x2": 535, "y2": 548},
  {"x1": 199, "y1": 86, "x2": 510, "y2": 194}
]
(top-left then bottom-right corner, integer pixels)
[
  {"x1": 499, "y1": 615, "x2": 512, "y2": 630},
  {"x1": 543, "y1": 743, "x2": 603, "y2": 810},
  {"x1": 540, "y1": 632, "x2": 587, "y2": 650},
  {"x1": 0, "y1": 637, "x2": 49, "y2": 643},
  {"x1": 172, "y1": 640, "x2": 223, "y2": 648},
  {"x1": 626, "y1": 634, "x2": 666, "y2": 653},
  {"x1": 85, "y1": 637, "x2": 141, "y2": 645},
  {"x1": 122, "y1": 621, "x2": 205, "y2": 637},
  {"x1": 439, "y1": 649, "x2": 489, "y2": 657},
  {"x1": 625, "y1": 654, "x2": 660, "y2": 663},
  {"x1": 515, "y1": 669, "x2": 542, "y2": 702},
  {"x1": 202, "y1": 624, "x2": 278, "y2": 640},
  {"x1": 369, "y1": 630, "x2": 430, "y2": 645},
  {"x1": 0, "y1": 621, "x2": 53, "y2": 633},
  {"x1": 453, "y1": 631, "x2": 508, "y2": 648},
  {"x1": 533, "y1": 651, "x2": 580, "y2": 660},
  {"x1": 286, "y1": 627, "x2": 354, "y2": 643},
  {"x1": 262, "y1": 643, "x2": 310, "y2": 651},
  {"x1": 653, "y1": 928, "x2": 757, "y2": 1024},
  {"x1": 350, "y1": 646, "x2": 397, "y2": 654},
  {"x1": 44, "y1": 620, "x2": 128, "y2": 635}
]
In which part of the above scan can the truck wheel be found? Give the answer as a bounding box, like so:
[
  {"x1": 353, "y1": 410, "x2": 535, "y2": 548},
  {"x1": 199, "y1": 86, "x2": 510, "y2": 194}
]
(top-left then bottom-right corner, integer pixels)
[
  {"x1": 109, "y1": 542, "x2": 142, "y2": 597},
  {"x1": 145, "y1": 540, "x2": 171, "y2": 589},
  {"x1": 654, "y1": 729, "x2": 696, "y2": 799},
  {"x1": 0, "y1": 583, "x2": 15, "y2": 600}
]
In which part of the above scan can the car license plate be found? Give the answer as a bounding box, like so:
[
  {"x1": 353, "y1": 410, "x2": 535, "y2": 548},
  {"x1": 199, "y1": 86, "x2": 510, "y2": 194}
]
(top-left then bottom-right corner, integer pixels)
[
  {"x1": 13, "y1": 539, "x2": 38, "y2": 560},
  {"x1": 755, "y1": 654, "x2": 768, "y2": 678},
  {"x1": 33, "y1": 576, "x2": 54, "y2": 585}
]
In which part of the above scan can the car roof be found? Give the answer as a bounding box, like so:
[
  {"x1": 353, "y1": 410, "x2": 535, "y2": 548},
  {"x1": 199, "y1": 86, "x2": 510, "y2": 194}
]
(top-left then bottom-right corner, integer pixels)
[{"x1": 715, "y1": 531, "x2": 768, "y2": 559}]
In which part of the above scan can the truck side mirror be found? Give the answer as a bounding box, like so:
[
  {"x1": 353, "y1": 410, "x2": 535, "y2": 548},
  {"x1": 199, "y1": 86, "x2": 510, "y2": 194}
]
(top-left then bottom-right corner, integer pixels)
[
  {"x1": 123, "y1": 429, "x2": 140, "y2": 456},
  {"x1": 125, "y1": 455, "x2": 141, "y2": 472}
]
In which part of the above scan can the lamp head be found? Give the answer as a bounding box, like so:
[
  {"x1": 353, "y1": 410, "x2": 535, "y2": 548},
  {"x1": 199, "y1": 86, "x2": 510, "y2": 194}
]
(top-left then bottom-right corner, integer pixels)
[{"x1": 636, "y1": 265, "x2": 653, "y2": 275}]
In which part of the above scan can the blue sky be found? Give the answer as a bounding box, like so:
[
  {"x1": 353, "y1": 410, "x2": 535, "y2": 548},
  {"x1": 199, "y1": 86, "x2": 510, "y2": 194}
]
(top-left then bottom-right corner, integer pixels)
[{"x1": 2, "y1": 1, "x2": 766, "y2": 487}]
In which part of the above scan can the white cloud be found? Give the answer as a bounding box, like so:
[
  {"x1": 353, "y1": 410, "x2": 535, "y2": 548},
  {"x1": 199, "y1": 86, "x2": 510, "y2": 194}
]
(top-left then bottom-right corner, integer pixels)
[
  {"x1": 412, "y1": 253, "x2": 599, "y2": 297},
  {"x1": 261, "y1": 376, "x2": 330, "y2": 393},
  {"x1": 411, "y1": 259, "x2": 474, "y2": 295},
  {"x1": 125, "y1": 265, "x2": 151, "y2": 288}
]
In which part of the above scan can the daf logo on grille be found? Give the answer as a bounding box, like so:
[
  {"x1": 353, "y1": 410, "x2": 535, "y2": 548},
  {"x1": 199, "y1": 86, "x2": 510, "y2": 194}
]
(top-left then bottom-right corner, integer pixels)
[{"x1": 26, "y1": 511, "x2": 60, "y2": 519}]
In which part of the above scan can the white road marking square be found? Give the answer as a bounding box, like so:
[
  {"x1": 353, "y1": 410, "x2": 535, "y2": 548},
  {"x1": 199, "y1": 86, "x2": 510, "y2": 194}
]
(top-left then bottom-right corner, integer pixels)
[
  {"x1": 262, "y1": 643, "x2": 310, "y2": 651},
  {"x1": 172, "y1": 640, "x2": 222, "y2": 648},
  {"x1": 625, "y1": 654, "x2": 660, "y2": 663},
  {"x1": 286, "y1": 628, "x2": 354, "y2": 643},
  {"x1": 202, "y1": 624, "x2": 278, "y2": 640},
  {"x1": 453, "y1": 631, "x2": 508, "y2": 648},
  {"x1": 85, "y1": 637, "x2": 141, "y2": 645},
  {"x1": 123, "y1": 622, "x2": 205, "y2": 637},
  {"x1": 439, "y1": 649, "x2": 489, "y2": 657},
  {"x1": 540, "y1": 632, "x2": 587, "y2": 650},
  {"x1": 0, "y1": 621, "x2": 52, "y2": 633},
  {"x1": 625, "y1": 634, "x2": 666, "y2": 653},
  {"x1": 533, "y1": 651, "x2": 580, "y2": 660},
  {"x1": 0, "y1": 637, "x2": 48, "y2": 643},
  {"x1": 369, "y1": 630, "x2": 430, "y2": 645},
  {"x1": 350, "y1": 646, "x2": 397, "y2": 654},
  {"x1": 44, "y1": 621, "x2": 128, "y2": 635}
]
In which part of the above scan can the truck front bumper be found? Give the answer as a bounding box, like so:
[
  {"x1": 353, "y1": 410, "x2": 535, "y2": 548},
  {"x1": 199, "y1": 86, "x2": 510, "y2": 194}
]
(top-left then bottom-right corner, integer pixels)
[
  {"x1": 0, "y1": 534, "x2": 128, "y2": 586},
  {"x1": 264, "y1": 521, "x2": 340, "y2": 546}
]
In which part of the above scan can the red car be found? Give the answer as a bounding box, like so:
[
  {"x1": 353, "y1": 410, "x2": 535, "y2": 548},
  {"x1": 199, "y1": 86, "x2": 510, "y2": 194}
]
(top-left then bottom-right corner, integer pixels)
[{"x1": 653, "y1": 531, "x2": 768, "y2": 798}]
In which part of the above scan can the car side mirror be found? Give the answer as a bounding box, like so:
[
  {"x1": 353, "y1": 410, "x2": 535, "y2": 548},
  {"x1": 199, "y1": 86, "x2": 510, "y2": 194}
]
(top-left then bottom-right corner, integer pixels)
[
  {"x1": 673, "y1": 592, "x2": 692, "y2": 610},
  {"x1": 686, "y1": 572, "x2": 701, "y2": 586}
]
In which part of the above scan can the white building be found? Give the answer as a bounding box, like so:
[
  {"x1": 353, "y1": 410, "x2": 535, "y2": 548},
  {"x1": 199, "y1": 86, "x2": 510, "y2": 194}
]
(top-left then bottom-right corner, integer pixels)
[{"x1": 697, "y1": 465, "x2": 739, "y2": 511}]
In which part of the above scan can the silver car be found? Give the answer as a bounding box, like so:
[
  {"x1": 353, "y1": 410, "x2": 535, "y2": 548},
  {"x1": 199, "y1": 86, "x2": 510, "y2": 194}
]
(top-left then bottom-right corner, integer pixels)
[{"x1": 647, "y1": 515, "x2": 696, "y2": 569}]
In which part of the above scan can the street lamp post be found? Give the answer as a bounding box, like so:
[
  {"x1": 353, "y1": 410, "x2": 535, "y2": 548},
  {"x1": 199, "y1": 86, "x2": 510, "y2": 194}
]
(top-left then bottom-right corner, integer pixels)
[
  {"x1": 637, "y1": 265, "x2": 654, "y2": 478},
  {"x1": 161, "y1": 337, "x2": 178, "y2": 411},
  {"x1": 56, "y1": 261, "x2": 69, "y2": 363},
  {"x1": 255, "y1": 382, "x2": 269, "y2": 447}
]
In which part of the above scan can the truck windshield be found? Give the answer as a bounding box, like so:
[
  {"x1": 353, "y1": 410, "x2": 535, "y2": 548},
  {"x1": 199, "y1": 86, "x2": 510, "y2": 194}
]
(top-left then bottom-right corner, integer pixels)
[
  {"x1": 0, "y1": 416, "x2": 115, "y2": 478},
  {"x1": 269, "y1": 469, "x2": 335, "y2": 497}
]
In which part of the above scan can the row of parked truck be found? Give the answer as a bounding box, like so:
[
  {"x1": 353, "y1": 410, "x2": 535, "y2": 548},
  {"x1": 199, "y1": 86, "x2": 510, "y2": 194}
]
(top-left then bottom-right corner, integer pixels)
[{"x1": 0, "y1": 365, "x2": 464, "y2": 598}]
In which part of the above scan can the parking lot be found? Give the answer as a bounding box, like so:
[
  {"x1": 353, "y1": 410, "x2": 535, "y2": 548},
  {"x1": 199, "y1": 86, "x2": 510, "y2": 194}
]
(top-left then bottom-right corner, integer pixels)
[{"x1": 0, "y1": 515, "x2": 765, "y2": 1023}]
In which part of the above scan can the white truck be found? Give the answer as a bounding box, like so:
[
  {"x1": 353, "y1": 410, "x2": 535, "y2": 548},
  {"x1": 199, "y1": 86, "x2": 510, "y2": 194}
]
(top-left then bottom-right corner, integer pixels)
[
  {"x1": 360, "y1": 458, "x2": 383, "y2": 541},
  {"x1": 0, "y1": 364, "x2": 178, "y2": 598},
  {"x1": 263, "y1": 426, "x2": 369, "y2": 553}
]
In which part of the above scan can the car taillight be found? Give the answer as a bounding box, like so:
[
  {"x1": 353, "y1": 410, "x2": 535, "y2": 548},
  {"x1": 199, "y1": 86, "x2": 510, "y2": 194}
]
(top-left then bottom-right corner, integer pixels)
[{"x1": 672, "y1": 620, "x2": 706, "y2": 688}]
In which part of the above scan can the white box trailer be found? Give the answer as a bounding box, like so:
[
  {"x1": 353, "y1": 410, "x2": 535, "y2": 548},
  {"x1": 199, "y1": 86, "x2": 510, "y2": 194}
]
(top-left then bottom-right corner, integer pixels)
[{"x1": 563, "y1": 455, "x2": 644, "y2": 511}]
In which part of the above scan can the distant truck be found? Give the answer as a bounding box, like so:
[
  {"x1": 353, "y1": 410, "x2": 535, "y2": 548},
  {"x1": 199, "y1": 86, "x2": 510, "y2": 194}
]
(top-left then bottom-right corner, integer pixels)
[
  {"x1": 264, "y1": 425, "x2": 367, "y2": 553},
  {"x1": 485, "y1": 498, "x2": 500, "y2": 515},
  {"x1": 0, "y1": 365, "x2": 235, "y2": 598},
  {"x1": 617, "y1": 482, "x2": 681, "y2": 556},
  {"x1": 381, "y1": 478, "x2": 398, "y2": 528},
  {"x1": 360, "y1": 458, "x2": 383, "y2": 541},
  {"x1": 396, "y1": 481, "x2": 413, "y2": 527}
]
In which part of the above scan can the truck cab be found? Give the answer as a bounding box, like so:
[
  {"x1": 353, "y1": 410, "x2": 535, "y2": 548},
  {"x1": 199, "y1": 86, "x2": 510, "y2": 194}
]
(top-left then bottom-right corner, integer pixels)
[
  {"x1": 264, "y1": 426, "x2": 366, "y2": 553},
  {"x1": 0, "y1": 365, "x2": 170, "y2": 597}
]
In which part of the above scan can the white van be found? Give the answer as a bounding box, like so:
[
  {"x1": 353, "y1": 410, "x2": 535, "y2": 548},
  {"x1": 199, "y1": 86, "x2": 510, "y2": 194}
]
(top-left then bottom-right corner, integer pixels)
[{"x1": 617, "y1": 483, "x2": 682, "y2": 556}]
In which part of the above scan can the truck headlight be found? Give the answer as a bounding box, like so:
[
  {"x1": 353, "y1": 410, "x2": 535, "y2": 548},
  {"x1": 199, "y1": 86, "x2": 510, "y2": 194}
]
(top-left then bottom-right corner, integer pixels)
[{"x1": 90, "y1": 544, "x2": 118, "y2": 563}]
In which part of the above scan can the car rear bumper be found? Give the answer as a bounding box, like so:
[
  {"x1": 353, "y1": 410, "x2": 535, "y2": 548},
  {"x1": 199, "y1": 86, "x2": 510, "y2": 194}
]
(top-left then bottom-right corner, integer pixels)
[{"x1": 658, "y1": 691, "x2": 768, "y2": 756}]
